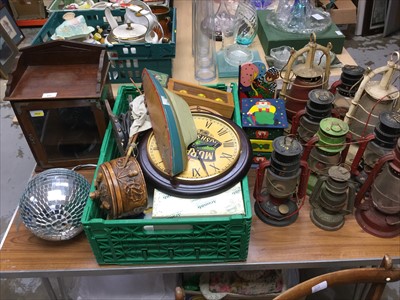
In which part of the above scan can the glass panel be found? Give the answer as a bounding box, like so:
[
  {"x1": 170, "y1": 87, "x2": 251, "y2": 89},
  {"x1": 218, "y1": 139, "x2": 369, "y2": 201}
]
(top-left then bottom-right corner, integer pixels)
[{"x1": 29, "y1": 106, "x2": 101, "y2": 162}]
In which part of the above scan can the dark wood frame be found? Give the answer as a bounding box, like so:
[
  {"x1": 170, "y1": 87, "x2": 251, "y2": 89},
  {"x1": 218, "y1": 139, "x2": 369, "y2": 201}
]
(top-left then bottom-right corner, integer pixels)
[
  {"x1": 0, "y1": 23, "x2": 18, "y2": 79},
  {"x1": 362, "y1": 0, "x2": 388, "y2": 36},
  {"x1": 0, "y1": 4, "x2": 24, "y2": 45}
]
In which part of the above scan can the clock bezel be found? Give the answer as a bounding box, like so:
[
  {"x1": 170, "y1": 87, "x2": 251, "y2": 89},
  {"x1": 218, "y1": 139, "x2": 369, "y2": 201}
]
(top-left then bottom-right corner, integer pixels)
[{"x1": 137, "y1": 112, "x2": 252, "y2": 197}]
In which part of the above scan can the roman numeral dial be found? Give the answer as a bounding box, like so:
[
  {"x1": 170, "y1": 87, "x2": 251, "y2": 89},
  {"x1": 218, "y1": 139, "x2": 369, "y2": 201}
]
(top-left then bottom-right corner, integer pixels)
[
  {"x1": 138, "y1": 112, "x2": 252, "y2": 197},
  {"x1": 147, "y1": 113, "x2": 240, "y2": 181}
]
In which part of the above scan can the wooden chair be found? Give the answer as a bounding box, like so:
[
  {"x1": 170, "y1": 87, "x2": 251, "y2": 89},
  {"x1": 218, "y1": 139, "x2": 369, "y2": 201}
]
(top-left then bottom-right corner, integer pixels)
[{"x1": 274, "y1": 254, "x2": 400, "y2": 300}]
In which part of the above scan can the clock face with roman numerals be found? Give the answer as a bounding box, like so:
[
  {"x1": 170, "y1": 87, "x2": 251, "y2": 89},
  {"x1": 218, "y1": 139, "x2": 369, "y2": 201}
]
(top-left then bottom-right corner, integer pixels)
[{"x1": 138, "y1": 112, "x2": 252, "y2": 197}]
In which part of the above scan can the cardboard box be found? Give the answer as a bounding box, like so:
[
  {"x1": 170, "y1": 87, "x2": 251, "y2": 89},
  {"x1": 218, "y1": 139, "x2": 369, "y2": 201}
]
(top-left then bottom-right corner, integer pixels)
[
  {"x1": 322, "y1": 0, "x2": 357, "y2": 24},
  {"x1": 152, "y1": 183, "x2": 245, "y2": 218},
  {"x1": 9, "y1": 0, "x2": 46, "y2": 20},
  {"x1": 257, "y1": 10, "x2": 345, "y2": 55}
]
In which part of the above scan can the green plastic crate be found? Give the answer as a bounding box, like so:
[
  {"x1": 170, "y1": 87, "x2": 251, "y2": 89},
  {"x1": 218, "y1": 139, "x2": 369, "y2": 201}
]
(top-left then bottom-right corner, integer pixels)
[
  {"x1": 81, "y1": 83, "x2": 252, "y2": 265},
  {"x1": 47, "y1": 0, "x2": 100, "y2": 13},
  {"x1": 31, "y1": 8, "x2": 176, "y2": 84}
]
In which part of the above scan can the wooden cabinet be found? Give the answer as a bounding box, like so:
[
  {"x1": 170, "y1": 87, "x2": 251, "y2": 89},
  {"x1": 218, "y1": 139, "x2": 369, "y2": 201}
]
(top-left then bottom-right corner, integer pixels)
[{"x1": 5, "y1": 40, "x2": 112, "y2": 170}]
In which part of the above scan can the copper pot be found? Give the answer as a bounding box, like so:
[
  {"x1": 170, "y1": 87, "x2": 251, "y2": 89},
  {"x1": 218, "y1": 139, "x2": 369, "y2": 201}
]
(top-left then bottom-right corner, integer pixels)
[{"x1": 150, "y1": 5, "x2": 172, "y2": 42}]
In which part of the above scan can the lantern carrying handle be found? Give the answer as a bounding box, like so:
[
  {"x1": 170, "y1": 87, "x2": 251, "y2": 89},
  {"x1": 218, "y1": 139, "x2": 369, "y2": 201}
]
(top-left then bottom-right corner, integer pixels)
[
  {"x1": 329, "y1": 121, "x2": 344, "y2": 132},
  {"x1": 283, "y1": 135, "x2": 296, "y2": 146},
  {"x1": 390, "y1": 51, "x2": 400, "y2": 64},
  {"x1": 280, "y1": 33, "x2": 332, "y2": 98}
]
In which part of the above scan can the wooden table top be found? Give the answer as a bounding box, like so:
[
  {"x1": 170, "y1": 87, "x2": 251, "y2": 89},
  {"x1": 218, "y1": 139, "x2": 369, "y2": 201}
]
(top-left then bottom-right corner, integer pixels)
[{"x1": 1, "y1": 168, "x2": 399, "y2": 278}]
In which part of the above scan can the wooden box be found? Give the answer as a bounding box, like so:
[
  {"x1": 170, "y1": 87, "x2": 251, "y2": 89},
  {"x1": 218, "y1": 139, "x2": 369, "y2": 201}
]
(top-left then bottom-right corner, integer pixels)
[
  {"x1": 321, "y1": 0, "x2": 357, "y2": 25},
  {"x1": 167, "y1": 79, "x2": 235, "y2": 118},
  {"x1": 4, "y1": 40, "x2": 112, "y2": 170}
]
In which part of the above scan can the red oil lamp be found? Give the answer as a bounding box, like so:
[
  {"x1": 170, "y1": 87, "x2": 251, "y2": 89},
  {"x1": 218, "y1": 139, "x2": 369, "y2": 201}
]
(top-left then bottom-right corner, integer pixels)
[
  {"x1": 291, "y1": 89, "x2": 335, "y2": 143},
  {"x1": 330, "y1": 65, "x2": 365, "y2": 119},
  {"x1": 335, "y1": 65, "x2": 365, "y2": 98},
  {"x1": 355, "y1": 138, "x2": 400, "y2": 238},
  {"x1": 254, "y1": 136, "x2": 310, "y2": 226},
  {"x1": 302, "y1": 117, "x2": 350, "y2": 176}
]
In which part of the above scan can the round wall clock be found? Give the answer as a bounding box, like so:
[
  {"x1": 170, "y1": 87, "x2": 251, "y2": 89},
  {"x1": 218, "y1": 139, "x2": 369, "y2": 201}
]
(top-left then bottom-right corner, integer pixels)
[{"x1": 138, "y1": 112, "x2": 252, "y2": 197}]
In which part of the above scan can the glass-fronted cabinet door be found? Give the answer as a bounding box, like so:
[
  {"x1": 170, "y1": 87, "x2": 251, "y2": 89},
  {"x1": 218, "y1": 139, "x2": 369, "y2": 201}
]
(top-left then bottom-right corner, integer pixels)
[{"x1": 12, "y1": 98, "x2": 108, "y2": 170}]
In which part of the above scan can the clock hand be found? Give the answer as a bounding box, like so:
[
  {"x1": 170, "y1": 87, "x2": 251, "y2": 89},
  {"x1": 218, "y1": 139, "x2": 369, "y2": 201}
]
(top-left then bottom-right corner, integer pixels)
[{"x1": 193, "y1": 145, "x2": 209, "y2": 176}]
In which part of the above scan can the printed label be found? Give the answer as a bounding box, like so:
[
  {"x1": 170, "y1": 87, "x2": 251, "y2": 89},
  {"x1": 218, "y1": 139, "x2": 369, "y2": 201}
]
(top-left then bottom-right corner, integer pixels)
[
  {"x1": 311, "y1": 281, "x2": 328, "y2": 294},
  {"x1": 42, "y1": 92, "x2": 57, "y2": 98},
  {"x1": 29, "y1": 110, "x2": 44, "y2": 117},
  {"x1": 312, "y1": 14, "x2": 325, "y2": 21}
]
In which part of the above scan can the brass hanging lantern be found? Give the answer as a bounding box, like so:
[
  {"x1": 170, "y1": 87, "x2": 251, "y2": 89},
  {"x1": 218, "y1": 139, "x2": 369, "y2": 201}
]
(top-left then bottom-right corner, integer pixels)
[
  {"x1": 280, "y1": 33, "x2": 332, "y2": 121},
  {"x1": 344, "y1": 51, "x2": 400, "y2": 140}
]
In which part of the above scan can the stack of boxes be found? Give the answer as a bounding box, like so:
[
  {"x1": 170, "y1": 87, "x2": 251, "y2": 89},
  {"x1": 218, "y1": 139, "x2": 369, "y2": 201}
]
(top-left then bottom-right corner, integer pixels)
[{"x1": 240, "y1": 98, "x2": 288, "y2": 166}]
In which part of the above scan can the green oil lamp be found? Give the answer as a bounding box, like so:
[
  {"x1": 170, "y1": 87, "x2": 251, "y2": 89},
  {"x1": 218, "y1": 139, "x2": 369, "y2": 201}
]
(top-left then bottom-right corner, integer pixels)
[{"x1": 303, "y1": 117, "x2": 350, "y2": 176}]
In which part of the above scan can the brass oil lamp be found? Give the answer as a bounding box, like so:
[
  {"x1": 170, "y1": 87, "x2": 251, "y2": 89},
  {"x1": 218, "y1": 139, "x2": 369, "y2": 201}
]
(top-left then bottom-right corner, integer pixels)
[
  {"x1": 344, "y1": 52, "x2": 400, "y2": 140},
  {"x1": 254, "y1": 136, "x2": 310, "y2": 226},
  {"x1": 280, "y1": 33, "x2": 332, "y2": 121},
  {"x1": 291, "y1": 89, "x2": 335, "y2": 143},
  {"x1": 351, "y1": 111, "x2": 400, "y2": 180},
  {"x1": 309, "y1": 166, "x2": 356, "y2": 231},
  {"x1": 355, "y1": 138, "x2": 400, "y2": 238},
  {"x1": 302, "y1": 117, "x2": 350, "y2": 176}
]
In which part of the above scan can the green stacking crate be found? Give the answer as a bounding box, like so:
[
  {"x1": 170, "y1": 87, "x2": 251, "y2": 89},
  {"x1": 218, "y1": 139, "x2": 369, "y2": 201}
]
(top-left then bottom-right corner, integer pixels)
[
  {"x1": 31, "y1": 8, "x2": 176, "y2": 84},
  {"x1": 47, "y1": 0, "x2": 100, "y2": 13},
  {"x1": 81, "y1": 83, "x2": 253, "y2": 265}
]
